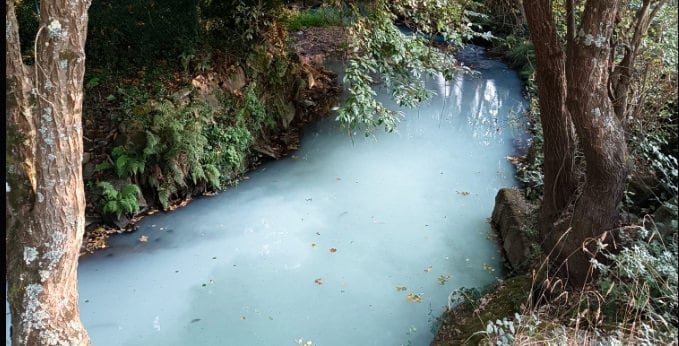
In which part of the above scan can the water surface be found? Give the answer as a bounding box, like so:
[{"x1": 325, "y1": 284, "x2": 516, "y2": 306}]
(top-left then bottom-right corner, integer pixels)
[{"x1": 6, "y1": 45, "x2": 528, "y2": 346}]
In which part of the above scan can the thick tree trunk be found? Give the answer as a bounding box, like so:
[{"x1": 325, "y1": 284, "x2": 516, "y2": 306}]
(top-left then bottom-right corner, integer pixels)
[
  {"x1": 523, "y1": 0, "x2": 632, "y2": 287},
  {"x1": 6, "y1": 0, "x2": 92, "y2": 344},
  {"x1": 523, "y1": 0, "x2": 577, "y2": 241},
  {"x1": 561, "y1": 0, "x2": 628, "y2": 287}
]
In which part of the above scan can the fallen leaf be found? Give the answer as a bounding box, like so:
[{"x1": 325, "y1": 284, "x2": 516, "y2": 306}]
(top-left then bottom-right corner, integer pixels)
[
  {"x1": 335, "y1": 177, "x2": 342, "y2": 181},
  {"x1": 314, "y1": 278, "x2": 323, "y2": 285},
  {"x1": 311, "y1": 243, "x2": 317, "y2": 248},
  {"x1": 396, "y1": 286, "x2": 407, "y2": 292},
  {"x1": 424, "y1": 266, "x2": 432, "y2": 273},
  {"x1": 139, "y1": 235, "x2": 148, "y2": 242},
  {"x1": 329, "y1": 248, "x2": 337, "y2": 253},
  {"x1": 483, "y1": 264, "x2": 495, "y2": 271},
  {"x1": 240, "y1": 316, "x2": 246, "y2": 321},
  {"x1": 438, "y1": 275, "x2": 451, "y2": 285},
  {"x1": 292, "y1": 155, "x2": 300, "y2": 160},
  {"x1": 456, "y1": 191, "x2": 470, "y2": 196},
  {"x1": 406, "y1": 293, "x2": 422, "y2": 303}
]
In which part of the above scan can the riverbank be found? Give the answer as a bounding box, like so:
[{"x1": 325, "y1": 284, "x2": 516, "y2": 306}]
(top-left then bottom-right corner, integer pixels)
[{"x1": 81, "y1": 26, "x2": 349, "y2": 254}]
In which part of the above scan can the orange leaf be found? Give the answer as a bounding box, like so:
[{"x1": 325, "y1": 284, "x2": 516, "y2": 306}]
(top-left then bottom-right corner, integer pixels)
[
  {"x1": 314, "y1": 278, "x2": 323, "y2": 285},
  {"x1": 329, "y1": 248, "x2": 337, "y2": 253}
]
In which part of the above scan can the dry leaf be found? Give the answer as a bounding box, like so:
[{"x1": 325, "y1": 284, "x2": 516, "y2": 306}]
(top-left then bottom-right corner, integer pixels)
[
  {"x1": 406, "y1": 293, "x2": 422, "y2": 303},
  {"x1": 314, "y1": 278, "x2": 323, "y2": 285},
  {"x1": 139, "y1": 235, "x2": 149, "y2": 242},
  {"x1": 438, "y1": 275, "x2": 451, "y2": 285},
  {"x1": 396, "y1": 286, "x2": 407, "y2": 292},
  {"x1": 329, "y1": 248, "x2": 337, "y2": 253},
  {"x1": 424, "y1": 266, "x2": 432, "y2": 272}
]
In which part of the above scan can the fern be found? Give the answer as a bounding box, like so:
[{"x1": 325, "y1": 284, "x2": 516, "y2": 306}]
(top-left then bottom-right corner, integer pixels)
[{"x1": 97, "y1": 182, "x2": 141, "y2": 219}]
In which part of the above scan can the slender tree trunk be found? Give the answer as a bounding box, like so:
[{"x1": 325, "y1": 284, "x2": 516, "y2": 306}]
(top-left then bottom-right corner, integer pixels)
[
  {"x1": 6, "y1": 0, "x2": 92, "y2": 344},
  {"x1": 562, "y1": 0, "x2": 628, "y2": 286},
  {"x1": 609, "y1": 0, "x2": 666, "y2": 125},
  {"x1": 523, "y1": 0, "x2": 578, "y2": 242}
]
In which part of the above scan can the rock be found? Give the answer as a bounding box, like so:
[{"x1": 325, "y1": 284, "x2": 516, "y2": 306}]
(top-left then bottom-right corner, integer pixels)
[
  {"x1": 115, "y1": 119, "x2": 147, "y2": 152},
  {"x1": 491, "y1": 188, "x2": 533, "y2": 273},
  {"x1": 653, "y1": 203, "x2": 678, "y2": 238},
  {"x1": 281, "y1": 101, "x2": 296, "y2": 129},
  {"x1": 221, "y1": 65, "x2": 247, "y2": 93}
]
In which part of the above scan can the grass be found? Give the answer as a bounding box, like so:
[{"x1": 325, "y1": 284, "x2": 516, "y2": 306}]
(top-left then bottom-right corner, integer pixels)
[{"x1": 285, "y1": 6, "x2": 343, "y2": 31}]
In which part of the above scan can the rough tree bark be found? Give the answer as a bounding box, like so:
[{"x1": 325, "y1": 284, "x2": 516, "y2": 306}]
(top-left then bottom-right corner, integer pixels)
[
  {"x1": 6, "y1": 0, "x2": 93, "y2": 344},
  {"x1": 523, "y1": 0, "x2": 577, "y2": 238},
  {"x1": 563, "y1": 0, "x2": 629, "y2": 286}
]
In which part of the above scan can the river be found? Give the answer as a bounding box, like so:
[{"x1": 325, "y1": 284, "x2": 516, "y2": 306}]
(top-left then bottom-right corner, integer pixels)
[{"x1": 6, "y1": 45, "x2": 528, "y2": 346}]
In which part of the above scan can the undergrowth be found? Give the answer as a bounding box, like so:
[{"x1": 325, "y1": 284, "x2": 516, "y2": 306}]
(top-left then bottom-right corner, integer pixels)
[{"x1": 449, "y1": 218, "x2": 678, "y2": 346}]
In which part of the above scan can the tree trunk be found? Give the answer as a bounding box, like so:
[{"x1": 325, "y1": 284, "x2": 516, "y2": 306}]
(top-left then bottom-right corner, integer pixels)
[
  {"x1": 523, "y1": 0, "x2": 632, "y2": 287},
  {"x1": 6, "y1": 0, "x2": 92, "y2": 344},
  {"x1": 561, "y1": 0, "x2": 629, "y2": 287},
  {"x1": 523, "y1": 0, "x2": 577, "y2": 241}
]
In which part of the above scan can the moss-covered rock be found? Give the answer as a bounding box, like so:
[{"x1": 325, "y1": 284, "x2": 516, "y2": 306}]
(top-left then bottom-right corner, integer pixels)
[{"x1": 431, "y1": 275, "x2": 533, "y2": 345}]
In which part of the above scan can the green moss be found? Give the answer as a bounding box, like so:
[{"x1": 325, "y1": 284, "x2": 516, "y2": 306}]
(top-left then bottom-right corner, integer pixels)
[{"x1": 432, "y1": 275, "x2": 532, "y2": 345}]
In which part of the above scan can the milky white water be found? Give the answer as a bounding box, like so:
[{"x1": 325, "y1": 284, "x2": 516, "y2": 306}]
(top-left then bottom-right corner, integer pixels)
[{"x1": 6, "y1": 45, "x2": 528, "y2": 346}]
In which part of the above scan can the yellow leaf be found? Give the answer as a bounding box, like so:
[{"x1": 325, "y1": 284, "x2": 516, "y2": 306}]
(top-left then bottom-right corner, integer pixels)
[{"x1": 406, "y1": 293, "x2": 422, "y2": 303}]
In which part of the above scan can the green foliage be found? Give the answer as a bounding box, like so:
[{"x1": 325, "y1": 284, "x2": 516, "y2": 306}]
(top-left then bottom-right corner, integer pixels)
[
  {"x1": 594, "y1": 227, "x2": 678, "y2": 322},
  {"x1": 97, "y1": 182, "x2": 141, "y2": 219},
  {"x1": 389, "y1": 0, "x2": 491, "y2": 46},
  {"x1": 241, "y1": 83, "x2": 276, "y2": 131},
  {"x1": 199, "y1": 0, "x2": 283, "y2": 53},
  {"x1": 95, "y1": 146, "x2": 145, "y2": 178},
  {"x1": 591, "y1": 225, "x2": 678, "y2": 342},
  {"x1": 337, "y1": 2, "x2": 466, "y2": 135},
  {"x1": 513, "y1": 97, "x2": 544, "y2": 201},
  {"x1": 142, "y1": 99, "x2": 221, "y2": 208},
  {"x1": 284, "y1": 6, "x2": 344, "y2": 31}
]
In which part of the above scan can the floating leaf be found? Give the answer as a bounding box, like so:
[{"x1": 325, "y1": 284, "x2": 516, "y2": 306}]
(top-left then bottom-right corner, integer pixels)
[
  {"x1": 241, "y1": 316, "x2": 246, "y2": 321},
  {"x1": 424, "y1": 266, "x2": 432, "y2": 273},
  {"x1": 456, "y1": 191, "x2": 470, "y2": 196},
  {"x1": 407, "y1": 293, "x2": 422, "y2": 303},
  {"x1": 336, "y1": 177, "x2": 342, "y2": 181},
  {"x1": 311, "y1": 243, "x2": 317, "y2": 248},
  {"x1": 329, "y1": 248, "x2": 337, "y2": 253},
  {"x1": 438, "y1": 275, "x2": 451, "y2": 285},
  {"x1": 483, "y1": 264, "x2": 495, "y2": 272},
  {"x1": 396, "y1": 286, "x2": 407, "y2": 292},
  {"x1": 138, "y1": 235, "x2": 149, "y2": 242},
  {"x1": 291, "y1": 155, "x2": 300, "y2": 160},
  {"x1": 314, "y1": 278, "x2": 323, "y2": 285}
]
